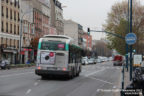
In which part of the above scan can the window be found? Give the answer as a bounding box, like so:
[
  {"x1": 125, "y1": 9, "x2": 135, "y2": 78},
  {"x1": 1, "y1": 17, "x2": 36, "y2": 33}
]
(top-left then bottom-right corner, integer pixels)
[
  {"x1": 14, "y1": 11, "x2": 16, "y2": 20},
  {"x1": 17, "y1": 40, "x2": 19, "y2": 48},
  {"x1": 6, "y1": 0, "x2": 8, "y2": 3},
  {"x1": 23, "y1": 24, "x2": 28, "y2": 33},
  {"x1": 10, "y1": 9, "x2": 12, "y2": 19},
  {"x1": 17, "y1": 25, "x2": 19, "y2": 35},
  {"x1": 14, "y1": 25, "x2": 16, "y2": 34},
  {"x1": 14, "y1": 0, "x2": 16, "y2": 7},
  {"x1": 10, "y1": 0, "x2": 13, "y2": 5},
  {"x1": 41, "y1": 41, "x2": 66, "y2": 51},
  {"x1": 6, "y1": 22, "x2": 8, "y2": 32},
  {"x1": 1, "y1": 38, "x2": 3, "y2": 45},
  {"x1": 1, "y1": 21, "x2": 4, "y2": 32},
  {"x1": 6, "y1": 8, "x2": 8, "y2": 18},
  {"x1": 10, "y1": 24, "x2": 12, "y2": 33},
  {"x1": 18, "y1": 13, "x2": 19, "y2": 21},
  {"x1": 2, "y1": 6, "x2": 4, "y2": 17}
]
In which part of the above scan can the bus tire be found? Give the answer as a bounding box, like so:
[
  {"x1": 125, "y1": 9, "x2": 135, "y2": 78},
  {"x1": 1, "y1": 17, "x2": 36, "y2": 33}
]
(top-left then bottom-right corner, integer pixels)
[
  {"x1": 76, "y1": 67, "x2": 81, "y2": 76},
  {"x1": 74, "y1": 68, "x2": 77, "y2": 77},
  {"x1": 68, "y1": 70, "x2": 74, "y2": 79}
]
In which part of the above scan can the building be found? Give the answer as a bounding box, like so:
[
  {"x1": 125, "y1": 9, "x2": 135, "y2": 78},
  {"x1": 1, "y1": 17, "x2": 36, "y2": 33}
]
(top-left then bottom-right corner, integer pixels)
[
  {"x1": 64, "y1": 19, "x2": 84, "y2": 47},
  {"x1": 50, "y1": 0, "x2": 64, "y2": 35},
  {"x1": 83, "y1": 32, "x2": 92, "y2": 50},
  {"x1": 21, "y1": 0, "x2": 51, "y2": 37},
  {"x1": 78, "y1": 24, "x2": 84, "y2": 48},
  {"x1": 64, "y1": 20, "x2": 79, "y2": 46},
  {"x1": 0, "y1": 0, "x2": 20, "y2": 64},
  {"x1": 20, "y1": 0, "x2": 51, "y2": 63}
]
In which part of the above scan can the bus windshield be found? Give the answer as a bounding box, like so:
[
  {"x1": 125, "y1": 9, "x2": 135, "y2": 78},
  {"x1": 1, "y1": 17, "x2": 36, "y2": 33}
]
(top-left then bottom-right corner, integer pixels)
[{"x1": 40, "y1": 41, "x2": 66, "y2": 51}]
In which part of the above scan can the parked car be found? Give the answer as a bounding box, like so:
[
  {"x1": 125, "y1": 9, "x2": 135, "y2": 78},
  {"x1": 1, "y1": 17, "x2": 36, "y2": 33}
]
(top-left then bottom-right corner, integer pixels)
[
  {"x1": 96, "y1": 58, "x2": 101, "y2": 63},
  {"x1": 81, "y1": 57, "x2": 88, "y2": 65},
  {"x1": 108, "y1": 57, "x2": 113, "y2": 61},
  {"x1": 113, "y1": 55, "x2": 123, "y2": 66},
  {"x1": 88, "y1": 58, "x2": 95, "y2": 64},
  {"x1": 0, "y1": 60, "x2": 10, "y2": 70},
  {"x1": 88, "y1": 58, "x2": 94, "y2": 64}
]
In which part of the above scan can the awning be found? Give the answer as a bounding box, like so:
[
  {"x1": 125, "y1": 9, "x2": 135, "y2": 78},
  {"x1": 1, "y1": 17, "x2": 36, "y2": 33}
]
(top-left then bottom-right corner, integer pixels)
[{"x1": 3, "y1": 49, "x2": 17, "y2": 54}]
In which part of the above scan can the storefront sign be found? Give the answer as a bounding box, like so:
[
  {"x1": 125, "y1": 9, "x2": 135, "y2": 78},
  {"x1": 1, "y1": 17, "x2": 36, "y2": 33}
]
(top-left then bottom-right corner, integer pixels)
[{"x1": 133, "y1": 54, "x2": 142, "y2": 67}]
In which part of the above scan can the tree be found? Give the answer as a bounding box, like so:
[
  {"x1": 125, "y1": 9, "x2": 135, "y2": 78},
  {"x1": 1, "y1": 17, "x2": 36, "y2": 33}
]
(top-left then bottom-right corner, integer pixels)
[
  {"x1": 104, "y1": 0, "x2": 144, "y2": 55},
  {"x1": 93, "y1": 40, "x2": 112, "y2": 57},
  {"x1": 30, "y1": 37, "x2": 39, "y2": 50}
]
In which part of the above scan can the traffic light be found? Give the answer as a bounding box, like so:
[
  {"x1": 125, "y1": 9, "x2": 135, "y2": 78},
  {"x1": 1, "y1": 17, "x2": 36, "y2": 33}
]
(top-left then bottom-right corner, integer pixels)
[{"x1": 87, "y1": 28, "x2": 90, "y2": 35}]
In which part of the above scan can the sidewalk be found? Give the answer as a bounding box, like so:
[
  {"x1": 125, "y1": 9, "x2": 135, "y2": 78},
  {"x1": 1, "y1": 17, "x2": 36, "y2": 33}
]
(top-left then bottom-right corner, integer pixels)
[
  {"x1": 124, "y1": 68, "x2": 131, "y2": 89},
  {"x1": 114, "y1": 67, "x2": 131, "y2": 96}
]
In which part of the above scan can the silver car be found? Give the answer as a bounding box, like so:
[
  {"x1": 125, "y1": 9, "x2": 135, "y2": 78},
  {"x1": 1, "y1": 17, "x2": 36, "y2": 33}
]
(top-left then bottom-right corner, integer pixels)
[{"x1": 81, "y1": 57, "x2": 88, "y2": 65}]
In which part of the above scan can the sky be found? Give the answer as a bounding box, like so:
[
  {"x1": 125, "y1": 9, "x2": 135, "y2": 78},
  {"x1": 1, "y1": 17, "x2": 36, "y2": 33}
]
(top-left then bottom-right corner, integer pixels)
[{"x1": 59, "y1": 0, "x2": 144, "y2": 40}]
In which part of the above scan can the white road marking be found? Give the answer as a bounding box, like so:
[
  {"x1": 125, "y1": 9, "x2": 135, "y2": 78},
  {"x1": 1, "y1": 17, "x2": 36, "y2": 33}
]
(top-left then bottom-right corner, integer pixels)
[
  {"x1": 85, "y1": 68, "x2": 105, "y2": 77},
  {"x1": 0, "y1": 72, "x2": 34, "y2": 78},
  {"x1": 25, "y1": 89, "x2": 32, "y2": 95},
  {"x1": 113, "y1": 86, "x2": 117, "y2": 89},
  {"x1": 37, "y1": 80, "x2": 41, "y2": 82},
  {"x1": 34, "y1": 82, "x2": 38, "y2": 86},
  {"x1": 89, "y1": 77, "x2": 114, "y2": 85}
]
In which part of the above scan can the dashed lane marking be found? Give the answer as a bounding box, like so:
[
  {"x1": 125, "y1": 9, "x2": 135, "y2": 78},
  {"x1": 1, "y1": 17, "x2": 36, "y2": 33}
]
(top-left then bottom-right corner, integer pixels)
[
  {"x1": 34, "y1": 82, "x2": 38, "y2": 86},
  {"x1": 84, "y1": 68, "x2": 105, "y2": 77},
  {"x1": 88, "y1": 77, "x2": 114, "y2": 85},
  {"x1": 25, "y1": 89, "x2": 32, "y2": 95}
]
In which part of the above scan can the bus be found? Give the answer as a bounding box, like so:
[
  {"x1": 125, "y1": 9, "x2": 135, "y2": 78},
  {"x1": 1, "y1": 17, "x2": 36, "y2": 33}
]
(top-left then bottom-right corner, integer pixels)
[{"x1": 35, "y1": 35, "x2": 82, "y2": 79}]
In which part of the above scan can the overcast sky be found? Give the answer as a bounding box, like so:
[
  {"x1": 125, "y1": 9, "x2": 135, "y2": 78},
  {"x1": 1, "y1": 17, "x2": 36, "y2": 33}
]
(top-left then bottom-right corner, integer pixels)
[{"x1": 59, "y1": 0, "x2": 144, "y2": 40}]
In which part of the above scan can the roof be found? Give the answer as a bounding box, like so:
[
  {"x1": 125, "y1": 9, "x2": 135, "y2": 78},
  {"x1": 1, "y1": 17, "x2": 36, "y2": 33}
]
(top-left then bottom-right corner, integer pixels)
[{"x1": 43, "y1": 35, "x2": 72, "y2": 39}]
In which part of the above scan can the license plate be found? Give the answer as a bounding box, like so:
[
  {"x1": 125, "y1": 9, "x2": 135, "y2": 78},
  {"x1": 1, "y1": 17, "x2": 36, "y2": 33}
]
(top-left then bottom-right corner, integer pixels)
[{"x1": 47, "y1": 67, "x2": 56, "y2": 70}]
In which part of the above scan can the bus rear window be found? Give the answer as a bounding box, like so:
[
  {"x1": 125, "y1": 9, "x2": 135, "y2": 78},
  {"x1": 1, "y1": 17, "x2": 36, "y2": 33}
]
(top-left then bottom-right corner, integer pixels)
[{"x1": 41, "y1": 41, "x2": 65, "y2": 51}]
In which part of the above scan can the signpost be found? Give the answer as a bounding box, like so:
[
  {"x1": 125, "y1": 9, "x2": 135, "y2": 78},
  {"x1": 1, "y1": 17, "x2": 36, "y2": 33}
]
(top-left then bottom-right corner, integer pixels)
[
  {"x1": 125, "y1": 33, "x2": 137, "y2": 45},
  {"x1": 125, "y1": 33, "x2": 137, "y2": 81}
]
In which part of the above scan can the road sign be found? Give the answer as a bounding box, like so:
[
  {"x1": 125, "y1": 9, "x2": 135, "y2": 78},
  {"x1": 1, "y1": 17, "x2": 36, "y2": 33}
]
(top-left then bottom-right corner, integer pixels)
[
  {"x1": 133, "y1": 54, "x2": 142, "y2": 67},
  {"x1": 125, "y1": 33, "x2": 137, "y2": 45}
]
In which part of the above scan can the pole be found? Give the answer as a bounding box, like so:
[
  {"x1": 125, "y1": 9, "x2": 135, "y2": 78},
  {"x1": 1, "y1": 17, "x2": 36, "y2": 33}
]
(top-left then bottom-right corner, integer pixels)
[
  {"x1": 130, "y1": 0, "x2": 133, "y2": 81},
  {"x1": 19, "y1": 19, "x2": 23, "y2": 64},
  {"x1": 126, "y1": 0, "x2": 130, "y2": 72}
]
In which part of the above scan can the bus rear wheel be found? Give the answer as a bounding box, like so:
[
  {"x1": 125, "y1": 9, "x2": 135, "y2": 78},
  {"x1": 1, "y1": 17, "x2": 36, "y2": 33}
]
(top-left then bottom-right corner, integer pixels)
[{"x1": 41, "y1": 75, "x2": 47, "y2": 80}]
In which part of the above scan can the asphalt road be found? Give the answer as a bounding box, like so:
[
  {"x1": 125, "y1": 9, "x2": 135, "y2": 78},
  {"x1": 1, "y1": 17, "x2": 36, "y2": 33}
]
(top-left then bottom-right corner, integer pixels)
[{"x1": 0, "y1": 61, "x2": 122, "y2": 96}]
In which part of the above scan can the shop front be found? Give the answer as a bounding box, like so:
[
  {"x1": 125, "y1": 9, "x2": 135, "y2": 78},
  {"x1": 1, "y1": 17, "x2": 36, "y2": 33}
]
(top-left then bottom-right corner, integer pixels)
[
  {"x1": 21, "y1": 48, "x2": 34, "y2": 64},
  {"x1": 2, "y1": 47, "x2": 18, "y2": 64}
]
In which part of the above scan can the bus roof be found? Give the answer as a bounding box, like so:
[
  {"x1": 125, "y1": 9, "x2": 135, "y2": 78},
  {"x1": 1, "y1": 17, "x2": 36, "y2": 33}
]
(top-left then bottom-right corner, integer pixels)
[{"x1": 43, "y1": 35, "x2": 73, "y2": 40}]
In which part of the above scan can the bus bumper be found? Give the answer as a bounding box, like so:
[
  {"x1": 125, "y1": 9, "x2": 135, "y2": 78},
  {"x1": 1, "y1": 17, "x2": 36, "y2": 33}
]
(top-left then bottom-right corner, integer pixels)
[{"x1": 35, "y1": 69, "x2": 70, "y2": 76}]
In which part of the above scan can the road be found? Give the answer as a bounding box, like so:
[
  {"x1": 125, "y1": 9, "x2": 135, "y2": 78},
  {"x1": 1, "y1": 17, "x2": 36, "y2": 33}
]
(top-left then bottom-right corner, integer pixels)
[{"x1": 0, "y1": 61, "x2": 122, "y2": 96}]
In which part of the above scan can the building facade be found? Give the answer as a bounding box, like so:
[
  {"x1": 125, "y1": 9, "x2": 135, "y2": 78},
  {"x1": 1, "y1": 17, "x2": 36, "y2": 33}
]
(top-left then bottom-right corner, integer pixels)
[
  {"x1": 0, "y1": 0, "x2": 20, "y2": 64},
  {"x1": 50, "y1": 0, "x2": 64, "y2": 35},
  {"x1": 83, "y1": 33, "x2": 92, "y2": 50},
  {"x1": 64, "y1": 20, "x2": 79, "y2": 46},
  {"x1": 78, "y1": 24, "x2": 84, "y2": 48},
  {"x1": 64, "y1": 20, "x2": 84, "y2": 47},
  {"x1": 20, "y1": 0, "x2": 51, "y2": 63}
]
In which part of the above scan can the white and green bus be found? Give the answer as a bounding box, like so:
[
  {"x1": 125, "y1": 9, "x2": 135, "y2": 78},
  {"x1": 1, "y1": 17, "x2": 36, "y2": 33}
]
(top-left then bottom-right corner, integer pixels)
[{"x1": 35, "y1": 35, "x2": 82, "y2": 79}]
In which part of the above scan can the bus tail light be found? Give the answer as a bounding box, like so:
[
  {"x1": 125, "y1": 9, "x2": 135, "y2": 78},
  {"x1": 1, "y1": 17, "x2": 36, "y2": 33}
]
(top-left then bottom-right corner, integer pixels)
[
  {"x1": 37, "y1": 66, "x2": 41, "y2": 70},
  {"x1": 49, "y1": 52, "x2": 54, "y2": 57},
  {"x1": 63, "y1": 67, "x2": 67, "y2": 71}
]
